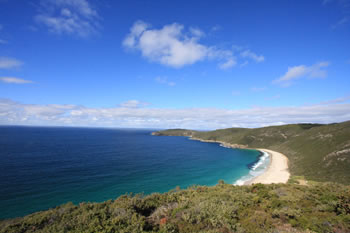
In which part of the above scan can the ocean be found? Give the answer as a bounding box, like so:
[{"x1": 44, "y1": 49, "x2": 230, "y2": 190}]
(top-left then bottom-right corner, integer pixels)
[{"x1": 0, "y1": 126, "x2": 269, "y2": 219}]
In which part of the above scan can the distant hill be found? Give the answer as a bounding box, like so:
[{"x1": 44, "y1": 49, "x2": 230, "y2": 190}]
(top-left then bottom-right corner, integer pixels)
[{"x1": 154, "y1": 121, "x2": 350, "y2": 185}]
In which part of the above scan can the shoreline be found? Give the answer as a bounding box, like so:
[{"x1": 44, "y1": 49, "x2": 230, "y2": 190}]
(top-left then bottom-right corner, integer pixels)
[
  {"x1": 189, "y1": 136, "x2": 248, "y2": 149},
  {"x1": 187, "y1": 136, "x2": 290, "y2": 185},
  {"x1": 244, "y1": 149, "x2": 290, "y2": 185}
]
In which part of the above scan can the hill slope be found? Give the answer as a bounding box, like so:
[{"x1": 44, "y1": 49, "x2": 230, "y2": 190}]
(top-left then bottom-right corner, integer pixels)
[
  {"x1": 154, "y1": 121, "x2": 350, "y2": 184},
  {"x1": 1, "y1": 183, "x2": 349, "y2": 233}
]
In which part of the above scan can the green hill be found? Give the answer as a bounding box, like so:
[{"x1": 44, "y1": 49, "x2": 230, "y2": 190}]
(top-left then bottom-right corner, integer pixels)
[
  {"x1": 1, "y1": 183, "x2": 349, "y2": 233},
  {"x1": 154, "y1": 121, "x2": 350, "y2": 185}
]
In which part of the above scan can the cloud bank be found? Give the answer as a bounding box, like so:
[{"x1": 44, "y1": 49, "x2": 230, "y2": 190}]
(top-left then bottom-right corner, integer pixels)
[
  {"x1": 123, "y1": 21, "x2": 263, "y2": 69},
  {"x1": 1, "y1": 98, "x2": 349, "y2": 130}
]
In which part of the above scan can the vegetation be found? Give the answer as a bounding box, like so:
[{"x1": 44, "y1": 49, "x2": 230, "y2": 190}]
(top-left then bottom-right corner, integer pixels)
[
  {"x1": 154, "y1": 121, "x2": 350, "y2": 185},
  {"x1": 1, "y1": 182, "x2": 349, "y2": 233}
]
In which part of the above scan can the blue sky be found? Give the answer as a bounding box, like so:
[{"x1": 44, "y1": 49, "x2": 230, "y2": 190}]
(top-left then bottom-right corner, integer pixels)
[{"x1": 0, "y1": 0, "x2": 349, "y2": 129}]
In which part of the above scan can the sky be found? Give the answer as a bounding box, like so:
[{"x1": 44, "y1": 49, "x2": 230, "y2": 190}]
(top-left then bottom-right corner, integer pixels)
[{"x1": 0, "y1": 0, "x2": 349, "y2": 129}]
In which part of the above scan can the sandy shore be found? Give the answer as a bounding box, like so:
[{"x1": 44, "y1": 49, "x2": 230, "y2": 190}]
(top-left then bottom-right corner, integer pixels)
[
  {"x1": 158, "y1": 134, "x2": 290, "y2": 185},
  {"x1": 245, "y1": 149, "x2": 290, "y2": 185},
  {"x1": 187, "y1": 136, "x2": 290, "y2": 184}
]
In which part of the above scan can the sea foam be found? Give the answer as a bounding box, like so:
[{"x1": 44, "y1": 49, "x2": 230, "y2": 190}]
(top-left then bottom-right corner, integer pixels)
[{"x1": 234, "y1": 150, "x2": 270, "y2": 185}]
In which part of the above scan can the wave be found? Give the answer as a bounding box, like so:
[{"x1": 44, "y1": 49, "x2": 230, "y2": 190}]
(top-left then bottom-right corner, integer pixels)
[
  {"x1": 219, "y1": 143, "x2": 230, "y2": 148},
  {"x1": 234, "y1": 150, "x2": 270, "y2": 185}
]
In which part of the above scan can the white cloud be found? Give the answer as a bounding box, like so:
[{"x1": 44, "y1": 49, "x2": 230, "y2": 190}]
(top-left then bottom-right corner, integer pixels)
[
  {"x1": 219, "y1": 58, "x2": 237, "y2": 70},
  {"x1": 123, "y1": 21, "x2": 207, "y2": 68},
  {"x1": 274, "y1": 62, "x2": 329, "y2": 86},
  {"x1": 35, "y1": 0, "x2": 99, "y2": 37},
  {"x1": 0, "y1": 77, "x2": 33, "y2": 84},
  {"x1": 120, "y1": 100, "x2": 149, "y2": 108},
  {"x1": 123, "y1": 21, "x2": 263, "y2": 69},
  {"x1": 155, "y1": 76, "x2": 176, "y2": 86},
  {"x1": 122, "y1": 20, "x2": 149, "y2": 48},
  {"x1": 240, "y1": 50, "x2": 265, "y2": 62},
  {"x1": 1, "y1": 98, "x2": 349, "y2": 129},
  {"x1": 0, "y1": 57, "x2": 23, "y2": 69}
]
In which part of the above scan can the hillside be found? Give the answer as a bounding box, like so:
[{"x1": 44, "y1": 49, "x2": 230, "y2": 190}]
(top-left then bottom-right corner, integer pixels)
[
  {"x1": 1, "y1": 182, "x2": 349, "y2": 233},
  {"x1": 153, "y1": 121, "x2": 350, "y2": 185}
]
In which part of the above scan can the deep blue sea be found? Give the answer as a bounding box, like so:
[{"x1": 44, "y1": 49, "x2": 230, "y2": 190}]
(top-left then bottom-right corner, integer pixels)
[{"x1": 0, "y1": 126, "x2": 266, "y2": 220}]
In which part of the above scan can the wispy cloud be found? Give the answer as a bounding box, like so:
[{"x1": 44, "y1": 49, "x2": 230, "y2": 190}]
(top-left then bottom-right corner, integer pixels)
[
  {"x1": 1, "y1": 98, "x2": 350, "y2": 129},
  {"x1": 231, "y1": 91, "x2": 241, "y2": 96},
  {"x1": 189, "y1": 27, "x2": 205, "y2": 38},
  {"x1": 219, "y1": 58, "x2": 236, "y2": 69},
  {"x1": 251, "y1": 87, "x2": 267, "y2": 92},
  {"x1": 323, "y1": 0, "x2": 333, "y2": 5},
  {"x1": 265, "y1": 95, "x2": 281, "y2": 101},
  {"x1": 119, "y1": 100, "x2": 149, "y2": 108},
  {"x1": 240, "y1": 61, "x2": 249, "y2": 67},
  {"x1": 155, "y1": 76, "x2": 176, "y2": 86},
  {"x1": 211, "y1": 25, "x2": 221, "y2": 32},
  {"x1": 0, "y1": 57, "x2": 23, "y2": 69},
  {"x1": 323, "y1": 0, "x2": 350, "y2": 7},
  {"x1": 240, "y1": 50, "x2": 265, "y2": 63},
  {"x1": 0, "y1": 77, "x2": 33, "y2": 84},
  {"x1": 0, "y1": 24, "x2": 6, "y2": 44},
  {"x1": 123, "y1": 21, "x2": 263, "y2": 69},
  {"x1": 319, "y1": 95, "x2": 350, "y2": 105},
  {"x1": 331, "y1": 16, "x2": 349, "y2": 29},
  {"x1": 35, "y1": 0, "x2": 100, "y2": 37},
  {"x1": 274, "y1": 62, "x2": 329, "y2": 86},
  {"x1": 323, "y1": 0, "x2": 350, "y2": 28}
]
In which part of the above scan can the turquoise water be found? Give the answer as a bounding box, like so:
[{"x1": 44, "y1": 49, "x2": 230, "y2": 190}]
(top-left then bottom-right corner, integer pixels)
[{"x1": 0, "y1": 126, "x2": 263, "y2": 219}]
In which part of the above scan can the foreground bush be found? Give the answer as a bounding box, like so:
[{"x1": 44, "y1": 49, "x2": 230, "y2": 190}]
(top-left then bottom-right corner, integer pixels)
[{"x1": 1, "y1": 182, "x2": 349, "y2": 232}]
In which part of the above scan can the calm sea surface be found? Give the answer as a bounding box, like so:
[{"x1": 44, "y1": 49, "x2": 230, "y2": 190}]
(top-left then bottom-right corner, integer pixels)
[{"x1": 0, "y1": 126, "x2": 260, "y2": 219}]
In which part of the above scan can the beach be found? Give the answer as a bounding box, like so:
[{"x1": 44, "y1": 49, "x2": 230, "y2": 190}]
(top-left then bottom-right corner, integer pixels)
[
  {"x1": 187, "y1": 136, "x2": 290, "y2": 185},
  {"x1": 245, "y1": 149, "x2": 290, "y2": 185}
]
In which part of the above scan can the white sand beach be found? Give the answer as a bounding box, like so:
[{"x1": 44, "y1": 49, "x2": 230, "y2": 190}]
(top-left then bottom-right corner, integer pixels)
[{"x1": 245, "y1": 149, "x2": 290, "y2": 185}]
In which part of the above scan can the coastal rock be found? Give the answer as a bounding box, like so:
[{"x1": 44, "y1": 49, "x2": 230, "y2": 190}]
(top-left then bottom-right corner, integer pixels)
[{"x1": 190, "y1": 137, "x2": 247, "y2": 149}]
